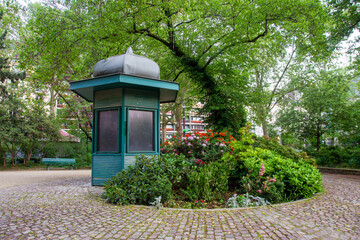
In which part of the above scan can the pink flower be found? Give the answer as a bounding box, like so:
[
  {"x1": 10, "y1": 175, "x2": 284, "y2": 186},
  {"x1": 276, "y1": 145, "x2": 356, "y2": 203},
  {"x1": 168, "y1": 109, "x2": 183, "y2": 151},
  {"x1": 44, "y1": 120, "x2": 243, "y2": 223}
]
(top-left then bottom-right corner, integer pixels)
[
  {"x1": 195, "y1": 200, "x2": 198, "y2": 203},
  {"x1": 160, "y1": 148, "x2": 163, "y2": 151},
  {"x1": 259, "y1": 164, "x2": 265, "y2": 176},
  {"x1": 200, "y1": 200, "x2": 204, "y2": 203},
  {"x1": 188, "y1": 151, "x2": 191, "y2": 154},
  {"x1": 257, "y1": 189, "x2": 262, "y2": 193},
  {"x1": 270, "y1": 178, "x2": 276, "y2": 182}
]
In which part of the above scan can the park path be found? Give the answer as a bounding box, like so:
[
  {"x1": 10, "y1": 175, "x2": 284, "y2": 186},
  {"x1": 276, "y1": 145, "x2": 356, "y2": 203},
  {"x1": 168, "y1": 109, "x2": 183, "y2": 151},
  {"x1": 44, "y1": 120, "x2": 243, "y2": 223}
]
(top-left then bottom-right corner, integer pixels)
[
  {"x1": 0, "y1": 169, "x2": 91, "y2": 189},
  {"x1": 0, "y1": 172, "x2": 359, "y2": 239}
]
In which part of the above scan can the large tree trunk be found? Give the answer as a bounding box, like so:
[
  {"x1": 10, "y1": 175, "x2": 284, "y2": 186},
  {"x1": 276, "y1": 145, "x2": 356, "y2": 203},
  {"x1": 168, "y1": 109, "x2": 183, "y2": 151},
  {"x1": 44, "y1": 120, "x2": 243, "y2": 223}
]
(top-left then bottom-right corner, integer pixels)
[
  {"x1": 0, "y1": 144, "x2": 5, "y2": 167},
  {"x1": 316, "y1": 132, "x2": 321, "y2": 151},
  {"x1": 49, "y1": 84, "x2": 56, "y2": 118},
  {"x1": 260, "y1": 118, "x2": 269, "y2": 137},
  {"x1": 161, "y1": 110, "x2": 168, "y2": 144},
  {"x1": 175, "y1": 102, "x2": 183, "y2": 136}
]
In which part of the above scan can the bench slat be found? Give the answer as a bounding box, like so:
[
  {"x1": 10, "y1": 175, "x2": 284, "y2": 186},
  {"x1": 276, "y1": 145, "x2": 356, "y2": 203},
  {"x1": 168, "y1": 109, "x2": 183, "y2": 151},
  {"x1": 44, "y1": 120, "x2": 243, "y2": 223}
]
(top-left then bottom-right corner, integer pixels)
[{"x1": 42, "y1": 158, "x2": 76, "y2": 170}]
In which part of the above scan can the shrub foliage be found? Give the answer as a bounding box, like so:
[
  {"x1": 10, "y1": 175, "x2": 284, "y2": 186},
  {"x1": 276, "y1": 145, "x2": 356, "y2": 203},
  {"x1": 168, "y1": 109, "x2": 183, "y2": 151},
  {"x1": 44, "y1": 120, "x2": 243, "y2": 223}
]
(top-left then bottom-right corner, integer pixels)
[{"x1": 104, "y1": 125, "x2": 323, "y2": 208}]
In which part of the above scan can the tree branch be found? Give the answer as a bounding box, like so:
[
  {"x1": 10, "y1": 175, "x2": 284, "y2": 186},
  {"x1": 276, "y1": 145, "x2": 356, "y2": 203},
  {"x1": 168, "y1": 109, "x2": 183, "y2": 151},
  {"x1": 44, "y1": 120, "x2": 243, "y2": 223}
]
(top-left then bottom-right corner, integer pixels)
[
  {"x1": 172, "y1": 68, "x2": 185, "y2": 82},
  {"x1": 202, "y1": 18, "x2": 269, "y2": 70},
  {"x1": 267, "y1": 47, "x2": 296, "y2": 109}
]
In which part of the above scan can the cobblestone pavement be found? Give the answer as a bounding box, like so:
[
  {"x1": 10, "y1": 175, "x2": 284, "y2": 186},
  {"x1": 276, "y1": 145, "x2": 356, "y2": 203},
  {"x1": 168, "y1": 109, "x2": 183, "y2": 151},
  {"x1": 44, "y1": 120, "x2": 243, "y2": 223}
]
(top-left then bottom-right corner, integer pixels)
[{"x1": 0, "y1": 174, "x2": 359, "y2": 240}]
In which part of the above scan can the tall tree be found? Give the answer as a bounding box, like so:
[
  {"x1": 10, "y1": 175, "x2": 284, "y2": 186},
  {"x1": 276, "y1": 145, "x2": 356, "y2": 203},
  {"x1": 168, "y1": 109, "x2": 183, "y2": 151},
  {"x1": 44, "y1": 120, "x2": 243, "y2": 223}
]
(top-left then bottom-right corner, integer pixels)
[
  {"x1": 328, "y1": 0, "x2": 360, "y2": 43},
  {"x1": 18, "y1": 0, "x2": 330, "y2": 135},
  {"x1": 0, "y1": 9, "x2": 25, "y2": 166},
  {"x1": 277, "y1": 67, "x2": 353, "y2": 151}
]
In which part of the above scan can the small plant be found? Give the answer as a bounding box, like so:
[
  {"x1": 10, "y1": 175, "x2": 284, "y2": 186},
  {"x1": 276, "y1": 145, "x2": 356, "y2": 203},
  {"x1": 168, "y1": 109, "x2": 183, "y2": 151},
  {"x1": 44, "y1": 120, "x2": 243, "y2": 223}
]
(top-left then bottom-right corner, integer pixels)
[
  {"x1": 238, "y1": 193, "x2": 270, "y2": 207},
  {"x1": 226, "y1": 194, "x2": 240, "y2": 208},
  {"x1": 150, "y1": 196, "x2": 162, "y2": 208}
]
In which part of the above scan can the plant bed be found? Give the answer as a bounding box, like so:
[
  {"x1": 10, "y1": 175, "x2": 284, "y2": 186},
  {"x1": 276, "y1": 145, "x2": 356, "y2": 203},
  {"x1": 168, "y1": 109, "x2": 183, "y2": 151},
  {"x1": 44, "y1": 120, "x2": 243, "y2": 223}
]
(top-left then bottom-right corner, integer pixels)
[{"x1": 103, "y1": 126, "x2": 323, "y2": 209}]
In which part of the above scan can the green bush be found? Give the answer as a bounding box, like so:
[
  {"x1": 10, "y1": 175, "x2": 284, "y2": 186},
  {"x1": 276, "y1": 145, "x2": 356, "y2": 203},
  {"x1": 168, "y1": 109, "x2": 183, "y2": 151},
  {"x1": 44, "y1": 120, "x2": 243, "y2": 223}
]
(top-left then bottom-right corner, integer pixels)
[
  {"x1": 42, "y1": 141, "x2": 92, "y2": 167},
  {"x1": 308, "y1": 146, "x2": 360, "y2": 169},
  {"x1": 226, "y1": 147, "x2": 323, "y2": 201},
  {"x1": 181, "y1": 159, "x2": 230, "y2": 201},
  {"x1": 254, "y1": 136, "x2": 316, "y2": 166},
  {"x1": 103, "y1": 154, "x2": 190, "y2": 205},
  {"x1": 104, "y1": 125, "x2": 324, "y2": 208}
]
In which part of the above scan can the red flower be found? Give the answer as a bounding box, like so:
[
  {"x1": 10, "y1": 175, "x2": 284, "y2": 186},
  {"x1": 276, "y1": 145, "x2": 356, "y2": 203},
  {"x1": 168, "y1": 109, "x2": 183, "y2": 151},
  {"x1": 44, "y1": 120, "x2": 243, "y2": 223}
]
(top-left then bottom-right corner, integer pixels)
[{"x1": 200, "y1": 200, "x2": 204, "y2": 203}]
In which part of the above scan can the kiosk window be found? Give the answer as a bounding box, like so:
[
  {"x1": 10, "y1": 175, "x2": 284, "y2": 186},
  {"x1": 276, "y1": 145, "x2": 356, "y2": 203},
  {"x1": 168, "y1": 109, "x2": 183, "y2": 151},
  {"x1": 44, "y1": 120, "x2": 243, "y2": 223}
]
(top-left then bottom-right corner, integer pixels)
[
  {"x1": 128, "y1": 110, "x2": 154, "y2": 152},
  {"x1": 97, "y1": 110, "x2": 118, "y2": 152}
]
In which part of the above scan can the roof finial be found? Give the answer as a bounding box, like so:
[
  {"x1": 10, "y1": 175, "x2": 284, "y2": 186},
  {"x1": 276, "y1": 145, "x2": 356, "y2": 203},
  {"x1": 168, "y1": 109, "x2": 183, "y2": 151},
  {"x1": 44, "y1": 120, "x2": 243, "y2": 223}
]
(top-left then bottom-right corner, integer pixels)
[{"x1": 126, "y1": 46, "x2": 134, "y2": 54}]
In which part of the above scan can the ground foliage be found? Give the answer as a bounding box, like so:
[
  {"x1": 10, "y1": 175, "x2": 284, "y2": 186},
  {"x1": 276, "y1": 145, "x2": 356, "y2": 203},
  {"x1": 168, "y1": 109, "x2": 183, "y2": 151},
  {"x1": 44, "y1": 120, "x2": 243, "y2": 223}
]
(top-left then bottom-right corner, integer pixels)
[
  {"x1": 308, "y1": 146, "x2": 360, "y2": 169},
  {"x1": 104, "y1": 126, "x2": 322, "y2": 208}
]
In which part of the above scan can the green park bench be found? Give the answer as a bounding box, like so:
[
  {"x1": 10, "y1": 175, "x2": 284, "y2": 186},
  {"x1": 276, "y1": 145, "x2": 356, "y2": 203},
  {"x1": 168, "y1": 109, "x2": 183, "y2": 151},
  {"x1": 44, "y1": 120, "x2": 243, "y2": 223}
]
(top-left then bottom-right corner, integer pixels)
[{"x1": 42, "y1": 158, "x2": 77, "y2": 170}]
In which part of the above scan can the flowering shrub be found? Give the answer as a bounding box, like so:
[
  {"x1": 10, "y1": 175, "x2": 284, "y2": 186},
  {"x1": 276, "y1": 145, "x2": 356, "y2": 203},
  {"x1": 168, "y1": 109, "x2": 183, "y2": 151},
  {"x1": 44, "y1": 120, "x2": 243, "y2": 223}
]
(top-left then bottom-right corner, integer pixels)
[
  {"x1": 104, "y1": 125, "x2": 322, "y2": 208},
  {"x1": 241, "y1": 163, "x2": 285, "y2": 203},
  {"x1": 161, "y1": 130, "x2": 236, "y2": 164},
  {"x1": 226, "y1": 146, "x2": 322, "y2": 202}
]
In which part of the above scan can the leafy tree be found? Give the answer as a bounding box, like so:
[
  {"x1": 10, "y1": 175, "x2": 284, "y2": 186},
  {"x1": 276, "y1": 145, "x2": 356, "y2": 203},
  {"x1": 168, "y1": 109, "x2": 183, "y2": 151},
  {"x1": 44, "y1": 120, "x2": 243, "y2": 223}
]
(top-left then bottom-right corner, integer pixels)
[
  {"x1": 328, "y1": 0, "x2": 360, "y2": 43},
  {"x1": 246, "y1": 38, "x2": 299, "y2": 137},
  {"x1": 0, "y1": 9, "x2": 25, "y2": 166},
  {"x1": 18, "y1": 0, "x2": 330, "y2": 135},
  {"x1": 21, "y1": 100, "x2": 59, "y2": 166},
  {"x1": 0, "y1": 87, "x2": 25, "y2": 166},
  {"x1": 277, "y1": 67, "x2": 353, "y2": 151},
  {"x1": 327, "y1": 0, "x2": 360, "y2": 72}
]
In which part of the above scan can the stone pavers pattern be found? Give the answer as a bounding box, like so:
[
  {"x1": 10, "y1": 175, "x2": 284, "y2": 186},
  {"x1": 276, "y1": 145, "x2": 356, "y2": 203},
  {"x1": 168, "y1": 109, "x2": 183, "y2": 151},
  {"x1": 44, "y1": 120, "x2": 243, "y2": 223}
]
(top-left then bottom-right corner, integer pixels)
[{"x1": 0, "y1": 174, "x2": 359, "y2": 239}]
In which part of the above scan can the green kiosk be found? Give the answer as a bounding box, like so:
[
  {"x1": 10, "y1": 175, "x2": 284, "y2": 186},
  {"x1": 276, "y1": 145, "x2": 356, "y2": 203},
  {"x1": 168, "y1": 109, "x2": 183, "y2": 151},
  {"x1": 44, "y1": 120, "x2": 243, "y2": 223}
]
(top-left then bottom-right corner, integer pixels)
[{"x1": 70, "y1": 47, "x2": 179, "y2": 185}]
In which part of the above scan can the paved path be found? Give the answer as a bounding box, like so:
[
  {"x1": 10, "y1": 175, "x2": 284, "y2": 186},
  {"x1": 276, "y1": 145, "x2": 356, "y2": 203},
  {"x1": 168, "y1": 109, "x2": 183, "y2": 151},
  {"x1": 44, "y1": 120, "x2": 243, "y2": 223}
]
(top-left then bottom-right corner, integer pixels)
[
  {"x1": 0, "y1": 173, "x2": 359, "y2": 239},
  {"x1": 0, "y1": 170, "x2": 91, "y2": 189}
]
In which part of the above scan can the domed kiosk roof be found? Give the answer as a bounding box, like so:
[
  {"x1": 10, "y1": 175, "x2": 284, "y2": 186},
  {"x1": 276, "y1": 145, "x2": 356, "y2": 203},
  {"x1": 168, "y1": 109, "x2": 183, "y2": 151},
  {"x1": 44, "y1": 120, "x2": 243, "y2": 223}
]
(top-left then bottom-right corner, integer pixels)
[
  {"x1": 69, "y1": 47, "x2": 178, "y2": 103},
  {"x1": 93, "y1": 47, "x2": 160, "y2": 80}
]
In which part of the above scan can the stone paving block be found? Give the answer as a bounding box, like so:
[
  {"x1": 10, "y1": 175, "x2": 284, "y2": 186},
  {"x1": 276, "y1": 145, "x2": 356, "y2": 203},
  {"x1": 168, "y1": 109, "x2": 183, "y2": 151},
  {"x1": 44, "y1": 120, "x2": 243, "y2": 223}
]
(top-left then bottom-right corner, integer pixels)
[{"x1": 0, "y1": 175, "x2": 360, "y2": 239}]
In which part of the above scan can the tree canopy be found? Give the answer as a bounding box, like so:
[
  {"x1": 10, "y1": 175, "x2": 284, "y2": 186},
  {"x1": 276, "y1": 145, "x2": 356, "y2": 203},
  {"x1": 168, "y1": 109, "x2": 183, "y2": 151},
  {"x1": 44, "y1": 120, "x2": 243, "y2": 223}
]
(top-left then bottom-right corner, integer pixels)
[{"x1": 18, "y1": 0, "x2": 331, "y2": 134}]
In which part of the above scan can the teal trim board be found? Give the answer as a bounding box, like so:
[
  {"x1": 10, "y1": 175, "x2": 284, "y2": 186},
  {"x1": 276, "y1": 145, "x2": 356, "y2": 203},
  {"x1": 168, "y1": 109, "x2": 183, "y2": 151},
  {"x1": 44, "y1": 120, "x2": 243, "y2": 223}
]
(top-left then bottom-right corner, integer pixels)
[{"x1": 70, "y1": 73, "x2": 179, "y2": 103}]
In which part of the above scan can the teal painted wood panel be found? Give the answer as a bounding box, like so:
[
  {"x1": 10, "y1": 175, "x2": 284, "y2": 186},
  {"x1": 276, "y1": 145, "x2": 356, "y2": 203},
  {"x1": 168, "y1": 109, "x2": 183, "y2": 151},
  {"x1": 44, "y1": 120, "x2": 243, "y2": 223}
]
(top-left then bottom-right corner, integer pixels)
[
  {"x1": 94, "y1": 88, "x2": 122, "y2": 109},
  {"x1": 124, "y1": 156, "x2": 136, "y2": 169},
  {"x1": 92, "y1": 155, "x2": 122, "y2": 185},
  {"x1": 93, "y1": 178, "x2": 107, "y2": 186},
  {"x1": 125, "y1": 88, "x2": 158, "y2": 108}
]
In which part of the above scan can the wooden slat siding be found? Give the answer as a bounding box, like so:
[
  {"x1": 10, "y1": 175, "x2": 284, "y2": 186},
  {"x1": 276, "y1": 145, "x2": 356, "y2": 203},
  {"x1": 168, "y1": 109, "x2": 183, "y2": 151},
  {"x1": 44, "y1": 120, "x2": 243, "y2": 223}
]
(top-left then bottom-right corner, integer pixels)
[
  {"x1": 94, "y1": 88, "x2": 122, "y2": 109},
  {"x1": 92, "y1": 155, "x2": 122, "y2": 185},
  {"x1": 124, "y1": 156, "x2": 136, "y2": 169},
  {"x1": 92, "y1": 178, "x2": 106, "y2": 186},
  {"x1": 125, "y1": 88, "x2": 158, "y2": 109}
]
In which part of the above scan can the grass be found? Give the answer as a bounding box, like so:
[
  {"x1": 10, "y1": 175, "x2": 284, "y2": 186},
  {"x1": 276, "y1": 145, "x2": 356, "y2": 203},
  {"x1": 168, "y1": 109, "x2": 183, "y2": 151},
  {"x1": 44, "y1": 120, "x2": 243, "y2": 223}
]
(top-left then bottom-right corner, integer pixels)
[{"x1": 0, "y1": 162, "x2": 46, "y2": 171}]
